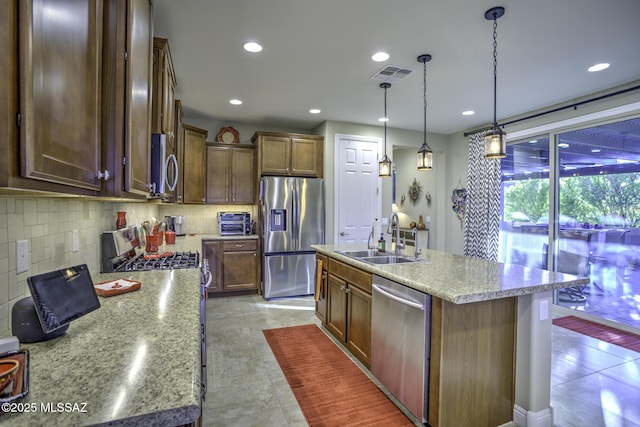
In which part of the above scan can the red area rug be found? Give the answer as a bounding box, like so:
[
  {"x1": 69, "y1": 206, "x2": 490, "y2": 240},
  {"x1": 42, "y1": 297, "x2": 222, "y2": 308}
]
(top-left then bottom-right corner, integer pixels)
[
  {"x1": 553, "y1": 315, "x2": 640, "y2": 353},
  {"x1": 263, "y1": 324, "x2": 414, "y2": 426}
]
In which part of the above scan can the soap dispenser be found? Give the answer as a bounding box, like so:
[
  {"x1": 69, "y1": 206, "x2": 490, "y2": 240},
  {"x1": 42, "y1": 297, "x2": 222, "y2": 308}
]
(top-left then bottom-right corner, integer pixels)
[{"x1": 378, "y1": 233, "x2": 386, "y2": 253}]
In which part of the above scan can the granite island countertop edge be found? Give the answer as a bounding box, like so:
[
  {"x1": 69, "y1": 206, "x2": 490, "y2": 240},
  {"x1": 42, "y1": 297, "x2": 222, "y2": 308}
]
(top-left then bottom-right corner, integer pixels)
[{"x1": 313, "y1": 244, "x2": 589, "y2": 304}]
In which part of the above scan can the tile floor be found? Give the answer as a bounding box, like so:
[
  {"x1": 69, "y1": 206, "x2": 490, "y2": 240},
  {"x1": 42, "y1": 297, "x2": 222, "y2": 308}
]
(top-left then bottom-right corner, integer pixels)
[{"x1": 203, "y1": 295, "x2": 640, "y2": 427}]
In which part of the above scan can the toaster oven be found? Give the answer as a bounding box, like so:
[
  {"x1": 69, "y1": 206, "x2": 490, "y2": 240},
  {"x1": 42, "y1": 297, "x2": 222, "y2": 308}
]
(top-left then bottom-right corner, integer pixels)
[{"x1": 218, "y1": 212, "x2": 252, "y2": 235}]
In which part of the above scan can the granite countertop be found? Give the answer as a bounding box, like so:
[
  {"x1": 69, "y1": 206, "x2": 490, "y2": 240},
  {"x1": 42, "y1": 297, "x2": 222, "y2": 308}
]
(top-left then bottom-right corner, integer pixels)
[
  {"x1": 313, "y1": 244, "x2": 590, "y2": 304},
  {"x1": 0, "y1": 269, "x2": 202, "y2": 427}
]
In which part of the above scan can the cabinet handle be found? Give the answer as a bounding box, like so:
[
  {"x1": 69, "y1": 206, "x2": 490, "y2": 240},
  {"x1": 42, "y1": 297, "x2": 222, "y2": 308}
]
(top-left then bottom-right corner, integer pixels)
[
  {"x1": 97, "y1": 170, "x2": 110, "y2": 181},
  {"x1": 340, "y1": 285, "x2": 346, "y2": 292},
  {"x1": 345, "y1": 288, "x2": 350, "y2": 294}
]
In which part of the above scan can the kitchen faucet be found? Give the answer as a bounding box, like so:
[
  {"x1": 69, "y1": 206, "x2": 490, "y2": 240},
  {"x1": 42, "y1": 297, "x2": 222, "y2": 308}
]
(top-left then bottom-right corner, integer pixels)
[
  {"x1": 387, "y1": 213, "x2": 405, "y2": 255},
  {"x1": 412, "y1": 227, "x2": 422, "y2": 260}
]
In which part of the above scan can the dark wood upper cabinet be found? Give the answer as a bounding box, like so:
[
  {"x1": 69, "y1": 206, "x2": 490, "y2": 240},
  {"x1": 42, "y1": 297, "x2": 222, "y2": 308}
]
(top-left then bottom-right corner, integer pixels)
[
  {"x1": 180, "y1": 124, "x2": 207, "y2": 204},
  {"x1": 123, "y1": 0, "x2": 154, "y2": 196},
  {"x1": 252, "y1": 131, "x2": 324, "y2": 178},
  {"x1": 19, "y1": 0, "x2": 103, "y2": 191},
  {"x1": 1, "y1": 0, "x2": 154, "y2": 197},
  {"x1": 206, "y1": 143, "x2": 256, "y2": 205}
]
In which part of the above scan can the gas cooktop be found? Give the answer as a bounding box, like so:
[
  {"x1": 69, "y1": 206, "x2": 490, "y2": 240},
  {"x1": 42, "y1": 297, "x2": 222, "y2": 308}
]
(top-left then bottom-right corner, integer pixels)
[{"x1": 121, "y1": 251, "x2": 200, "y2": 272}]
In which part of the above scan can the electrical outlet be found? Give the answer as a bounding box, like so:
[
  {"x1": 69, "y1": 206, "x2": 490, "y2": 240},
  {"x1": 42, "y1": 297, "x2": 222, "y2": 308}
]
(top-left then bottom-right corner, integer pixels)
[
  {"x1": 72, "y1": 229, "x2": 79, "y2": 253},
  {"x1": 16, "y1": 240, "x2": 29, "y2": 274}
]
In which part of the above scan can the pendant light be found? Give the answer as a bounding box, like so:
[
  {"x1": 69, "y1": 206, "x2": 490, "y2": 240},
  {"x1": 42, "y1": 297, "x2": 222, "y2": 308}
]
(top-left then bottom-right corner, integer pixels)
[
  {"x1": 378, "y1": 82, "x2": 392, "y2": 177},
  {"x1": 416, "y1": 54, "x2": 433, "y2": 170},
  {"x1": 484, "y1": 6, "x2": 507, "y2": 159}
]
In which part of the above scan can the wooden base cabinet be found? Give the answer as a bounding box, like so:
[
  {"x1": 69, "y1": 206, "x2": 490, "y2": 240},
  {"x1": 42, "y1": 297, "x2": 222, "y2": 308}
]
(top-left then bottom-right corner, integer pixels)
[
  {"x1": 428, "y1": 296, "x2": 516, "y2": 427},
  {"x1": 318, "y1": 252, "x2": 516, "y2": 427},
  {"x1": 203, "y1": 239, "x2": 259, "y2": 296},
  {"x1": 314, "y1": 254, "x2": 329, "y2": 324},
  {"x1": 325, "y1": 258, "x2": 372, "y2": 368}
]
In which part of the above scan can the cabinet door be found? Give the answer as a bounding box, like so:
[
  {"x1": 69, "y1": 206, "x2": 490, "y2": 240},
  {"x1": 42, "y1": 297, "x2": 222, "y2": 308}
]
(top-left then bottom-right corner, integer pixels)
[
  {"x1": 19, "y1": 0, "x2": 102, "y2": 190},
  {"x1": 223, "y1": 251, "x2": 258, "y2": 291},
  {"x1": 124, "y1": 0, "x2": 153, "y2": 195},
  {"x1": 290, "y1": 137, "x2": 318, "y2": 177},
  {"x1": 202, "y1": 241, "x2": 223, "y2": 293},
  {"x1": 151, "y1": 38, "x2": 175, "y2": 136},
  {"x1": 231, "y1": 147, "x2": 255, "y2": 203},
  {"x1": 260, "y1": 136, "x2": 290, "y2": 175},
  {"x1": 182, "y1": 126, "x2": 206, "y2": 204},
  {"x1": 327, "y1": 274, "x2": 347, "y2": 343},
  {"x1": 206, "y1": 146, "x2": 230, "y2": 204},
  {"x1": 315, "y1": 255, "x2": 328, "y2": 324},
  {"x1": 346, "y1": 284, "x2": 372, "y2": 367}
]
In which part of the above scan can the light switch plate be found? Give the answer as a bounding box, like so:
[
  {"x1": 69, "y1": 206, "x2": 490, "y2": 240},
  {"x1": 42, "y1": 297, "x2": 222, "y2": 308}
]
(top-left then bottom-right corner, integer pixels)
[
  {"x1": 16, "y1": 240, "x2": 29, "y2": 274},
  {"x1": 72, "y1": 229, "x2": 79, "y2": 253}
]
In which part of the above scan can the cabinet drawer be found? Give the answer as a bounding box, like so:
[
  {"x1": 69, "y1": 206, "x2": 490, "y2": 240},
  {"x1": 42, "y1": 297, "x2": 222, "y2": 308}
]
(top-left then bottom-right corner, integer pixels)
[
  {"x1": 328, "y1": 258, "x2": 372, "y2": 293},
  {"x1": 223, "y1": 240, "x2": 257, "y2": 252}
]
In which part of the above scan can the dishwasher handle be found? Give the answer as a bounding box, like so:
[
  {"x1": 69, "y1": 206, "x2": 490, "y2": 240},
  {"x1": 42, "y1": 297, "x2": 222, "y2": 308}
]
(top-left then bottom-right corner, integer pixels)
[{"x1": 372, "y1": 284, "x2": 425, "y2": 311}]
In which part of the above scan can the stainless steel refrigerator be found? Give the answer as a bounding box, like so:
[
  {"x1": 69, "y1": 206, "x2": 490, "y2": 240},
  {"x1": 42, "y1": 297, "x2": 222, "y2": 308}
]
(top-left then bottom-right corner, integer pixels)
[{"x1": 260, "y1": 176, "x2": 325, "y2": 299}]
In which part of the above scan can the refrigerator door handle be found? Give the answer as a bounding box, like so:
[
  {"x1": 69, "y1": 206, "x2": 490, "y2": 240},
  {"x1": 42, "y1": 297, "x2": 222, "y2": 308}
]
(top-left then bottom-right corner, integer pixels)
[{"x1": 292, "y1": 184, "x2": 299, "y2": 245}]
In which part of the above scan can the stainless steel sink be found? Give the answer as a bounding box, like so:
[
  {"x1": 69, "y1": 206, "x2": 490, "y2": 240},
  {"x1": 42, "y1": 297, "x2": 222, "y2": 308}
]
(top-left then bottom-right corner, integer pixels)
[
  {"x1": 358, "y1": 255, "x2": 417, "y2": 264},
  {"x1": 336, "y1": 249, "x2": 381, "y2": 258}
]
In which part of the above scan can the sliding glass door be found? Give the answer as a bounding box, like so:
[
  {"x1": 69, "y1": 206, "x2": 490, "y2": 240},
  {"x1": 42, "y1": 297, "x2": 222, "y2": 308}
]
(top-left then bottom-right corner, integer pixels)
[{"x1": 499, "y1": 116, "x2": 640, "y2": 329}]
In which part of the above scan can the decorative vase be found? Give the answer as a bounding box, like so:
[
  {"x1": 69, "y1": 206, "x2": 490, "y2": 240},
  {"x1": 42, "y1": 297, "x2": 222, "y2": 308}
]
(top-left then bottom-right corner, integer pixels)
[
  {"x1": 116, "y1": 211, "x2": 127, "y2": 230},
  {"x1": 418, "y1": 215, "x2": 426, "y2": 230}
]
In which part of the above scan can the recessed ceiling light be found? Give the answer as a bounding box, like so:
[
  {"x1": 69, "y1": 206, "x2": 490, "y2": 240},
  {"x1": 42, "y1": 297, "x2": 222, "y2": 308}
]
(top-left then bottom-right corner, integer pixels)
[
  {"x1": 309, "y1": 108, "x2": 321, "y2": 114},
  {"x1": 378, "y1": 117, "x2": 389, "y2": 122},
  {"x1": 591, "y1": 148, "x2": 601, "y2": 153},
  {"x1": 462, "y1": 110, "x2": 475, "y2": 116},
  {"x1": 558, "y1": 143, "x2": 569, "y2": 148},
  {"x1": 371, "y1": 51, "x2": 389, "y2": 62},
  {"x1": 243, "y1": 41, "x2": 263, "y2": 53},
  {"x1": 229, "y1": 99, "x2": 242, "y2": 105},
  {"x1": 588, "y1": 63, "x2": 609, "y2": 72}
]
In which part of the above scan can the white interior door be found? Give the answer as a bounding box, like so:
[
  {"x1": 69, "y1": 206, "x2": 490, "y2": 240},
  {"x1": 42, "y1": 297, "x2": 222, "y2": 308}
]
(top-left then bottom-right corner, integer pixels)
[{"x1": 335, "y1": 135, "x2": 381, "y2": 245}]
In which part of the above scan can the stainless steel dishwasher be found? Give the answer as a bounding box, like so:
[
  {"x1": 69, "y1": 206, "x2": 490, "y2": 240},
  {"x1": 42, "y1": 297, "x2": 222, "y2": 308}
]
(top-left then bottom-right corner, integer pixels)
[{"x1": 371, "y1": 274, "x2": 431, "y2": 424}]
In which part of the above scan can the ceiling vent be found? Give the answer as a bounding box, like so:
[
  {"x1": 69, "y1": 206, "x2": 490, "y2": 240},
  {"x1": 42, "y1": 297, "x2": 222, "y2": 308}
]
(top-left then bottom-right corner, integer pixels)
[{"x1": 370, "y1": 65, "x2": 413, "y2": 83}]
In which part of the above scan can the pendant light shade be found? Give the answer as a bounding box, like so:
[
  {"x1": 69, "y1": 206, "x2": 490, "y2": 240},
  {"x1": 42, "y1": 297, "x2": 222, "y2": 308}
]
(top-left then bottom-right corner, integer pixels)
[
  {"x1": 484, "y1": 6, "x2": 507, "y2": 159},
  {"x1": 416, "y1": 54, "x2": 433, "y2": 170},
  {"x1": 379, "y1": 82, "x2": 392, "y2": 177}
]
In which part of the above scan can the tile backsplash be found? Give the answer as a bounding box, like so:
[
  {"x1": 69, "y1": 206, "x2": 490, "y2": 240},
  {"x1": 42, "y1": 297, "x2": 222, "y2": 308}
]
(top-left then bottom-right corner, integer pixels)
[{"x1": 0, "y1": 197, "x2": 256, "y2": 335}]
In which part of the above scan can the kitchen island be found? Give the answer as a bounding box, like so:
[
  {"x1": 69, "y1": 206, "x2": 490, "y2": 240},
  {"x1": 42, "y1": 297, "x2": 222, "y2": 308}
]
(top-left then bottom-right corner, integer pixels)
[
  {"x1": 0, "y1": 268, "x2": 203, "y2": 426},
  {"x1": 313, "y1": 244, "x2": 590, "y2": 427}
]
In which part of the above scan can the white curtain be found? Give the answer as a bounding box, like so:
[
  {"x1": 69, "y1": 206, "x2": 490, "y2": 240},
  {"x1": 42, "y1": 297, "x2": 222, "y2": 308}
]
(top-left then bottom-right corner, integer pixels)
[{"x1": 463, "y1": 131, "x2": 501, "y2": 261}]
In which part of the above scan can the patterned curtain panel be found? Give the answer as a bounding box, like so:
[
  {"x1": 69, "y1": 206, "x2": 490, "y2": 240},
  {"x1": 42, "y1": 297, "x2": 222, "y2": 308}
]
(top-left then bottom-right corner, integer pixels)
[{"x1": 463, "y1": 131, "x2": 501, "y2": 261}]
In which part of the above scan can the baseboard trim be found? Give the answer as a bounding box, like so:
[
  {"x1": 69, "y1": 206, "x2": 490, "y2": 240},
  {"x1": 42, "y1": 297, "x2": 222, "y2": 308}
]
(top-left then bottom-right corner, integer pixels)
[{"x1": 514, "y1": 404, "x2": 553, "y2": 427}]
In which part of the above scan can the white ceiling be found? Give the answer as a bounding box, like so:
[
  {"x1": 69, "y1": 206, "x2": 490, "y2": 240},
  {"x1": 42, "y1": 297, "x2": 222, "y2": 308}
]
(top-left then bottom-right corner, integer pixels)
[{"x1": 152, "y1": 0, "x2": 640, "y2": 136}]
